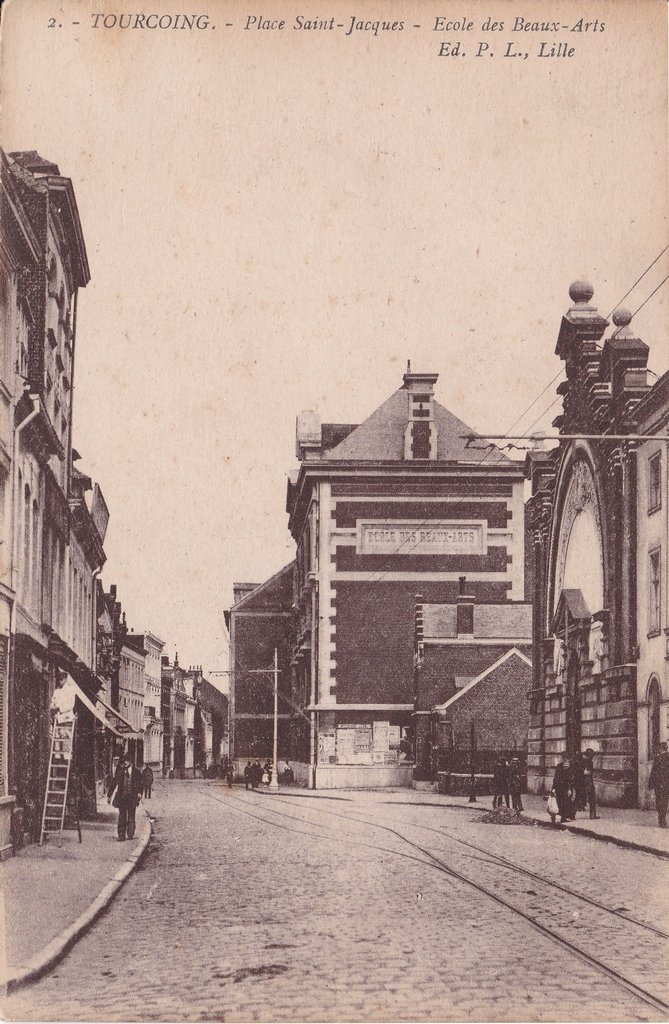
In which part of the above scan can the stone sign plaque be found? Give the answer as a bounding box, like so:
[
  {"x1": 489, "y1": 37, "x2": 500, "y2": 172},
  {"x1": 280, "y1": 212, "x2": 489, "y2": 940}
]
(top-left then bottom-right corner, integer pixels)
[{"x1": 357, "y1": 520, "x2": 486, "y2": 556}]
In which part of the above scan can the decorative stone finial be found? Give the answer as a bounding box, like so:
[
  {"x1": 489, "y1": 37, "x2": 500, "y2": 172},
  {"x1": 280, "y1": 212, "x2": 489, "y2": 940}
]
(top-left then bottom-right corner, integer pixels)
[
  {"x1": 568, "y1": 280, "x2": 594, "y2": 304},
  {"x1": 612, "y1": 307, "x2": 632, "y2": 327}
]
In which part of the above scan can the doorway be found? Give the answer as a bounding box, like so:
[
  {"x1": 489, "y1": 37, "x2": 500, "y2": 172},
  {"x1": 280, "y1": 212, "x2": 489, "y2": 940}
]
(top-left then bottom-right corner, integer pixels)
[{"x1": 648, "y1": 676, "x2": 661, "y2": 758}]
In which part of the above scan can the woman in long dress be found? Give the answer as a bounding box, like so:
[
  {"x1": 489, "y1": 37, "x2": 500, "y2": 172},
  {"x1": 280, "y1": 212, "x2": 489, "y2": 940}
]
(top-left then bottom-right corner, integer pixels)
[{"x1": 553, "y1": 757, "x2": 576, "y2": 822}]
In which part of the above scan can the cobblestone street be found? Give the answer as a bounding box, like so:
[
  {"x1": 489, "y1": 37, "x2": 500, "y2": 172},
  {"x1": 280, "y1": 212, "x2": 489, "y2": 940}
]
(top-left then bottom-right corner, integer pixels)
[{"x1": 5, "y1": 781, "x2": 669, "y2": 1023}]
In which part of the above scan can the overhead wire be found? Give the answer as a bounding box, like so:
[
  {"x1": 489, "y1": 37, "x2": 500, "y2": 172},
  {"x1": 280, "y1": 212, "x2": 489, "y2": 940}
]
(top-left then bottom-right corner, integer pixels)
[
  {"x1": 481, "y1": 250, "x2": 669, "y2": 455},
  {"x1": 605, "y1": 247, "x2": 668, "y2": 318},
  {"x1": 279, "y1": 252, "x2": 669, "y2": 595},
  {"x1": 228, "y1": 250, "x2": 669, "y2": 742}
]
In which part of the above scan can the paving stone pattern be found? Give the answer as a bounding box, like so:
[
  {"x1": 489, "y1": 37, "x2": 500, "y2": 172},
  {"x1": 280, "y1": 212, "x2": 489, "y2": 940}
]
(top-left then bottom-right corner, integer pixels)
[{"x1": 5, "y1": 782, "x2": 668, "y2": 1023}]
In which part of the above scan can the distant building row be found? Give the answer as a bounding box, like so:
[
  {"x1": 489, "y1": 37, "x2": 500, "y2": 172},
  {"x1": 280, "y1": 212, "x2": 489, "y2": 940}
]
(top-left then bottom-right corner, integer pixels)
[{"x1": 0, "y1": 150, "x2": 227, "y2": 858}]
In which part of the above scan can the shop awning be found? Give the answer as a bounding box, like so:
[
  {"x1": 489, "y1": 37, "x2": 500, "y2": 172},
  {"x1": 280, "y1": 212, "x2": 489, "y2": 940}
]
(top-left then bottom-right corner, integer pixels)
[
  {"x1": 94, "y1": 690, "x2": 141, "y2": 737},
  {"x1": 66, "y1": 676, "x2": 139, "y2": 738}
]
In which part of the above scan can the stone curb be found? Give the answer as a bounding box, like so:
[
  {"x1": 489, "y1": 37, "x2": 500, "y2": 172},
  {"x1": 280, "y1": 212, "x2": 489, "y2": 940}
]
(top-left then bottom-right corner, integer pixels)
[
  {"x1": 4, "y1": 810, "x2": 153, "y2": 994},
  {"x1": 383, "y1": 794, "x2": 669, "y2": 859},
  {"x1": 527, "y1": 813, "x2": 669, "y2": 859},
  {"x1": 450, "y1": 799, "x2": 669, "y2": 859}
]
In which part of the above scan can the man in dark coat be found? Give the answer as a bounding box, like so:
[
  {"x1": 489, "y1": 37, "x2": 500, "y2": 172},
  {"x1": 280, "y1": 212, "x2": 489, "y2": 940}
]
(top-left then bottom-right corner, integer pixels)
[
  {"x1": 648, "y1": 741, "x2": 669, "y2": 828},
  {"x1": 553, "y1": 757, "x2": 576, "y2": 823},
  {"x1": 509, "y1": 758, "x2": 524, "y2": 815},
  {"x1": 142, "y1": 764, "x2": 154, "y2": 799},
  {"x1": 581, "y1": 748, "x2": 598, "y2": 819},
  {"x1": 244, "y1": 761, "x2": 252, "y2": 790},
  {"x1": 572, "y1": 752, "x2": 586, "y2": 811},
  {"x1": 492, "y1": 757, "x2": 510, "y2": 809},
  {"x1": 108, "y1": 752, "x2": 143, "y2": 841}
]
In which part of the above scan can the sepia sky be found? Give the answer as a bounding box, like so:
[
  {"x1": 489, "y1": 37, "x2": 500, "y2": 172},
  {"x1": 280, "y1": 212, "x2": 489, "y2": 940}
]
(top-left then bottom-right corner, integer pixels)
[{"x1": 1, "y1": 0, "x2": 667, "y2": 676}]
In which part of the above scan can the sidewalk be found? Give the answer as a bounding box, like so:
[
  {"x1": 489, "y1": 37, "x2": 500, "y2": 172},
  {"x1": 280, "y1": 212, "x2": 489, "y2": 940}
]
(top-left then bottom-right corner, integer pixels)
[
  {"x1": 374, "y1": 788, "x2": 669, "y2": 858},
  {"x1": 0, "y1": 803, "x2": 151, "y2": 993}
]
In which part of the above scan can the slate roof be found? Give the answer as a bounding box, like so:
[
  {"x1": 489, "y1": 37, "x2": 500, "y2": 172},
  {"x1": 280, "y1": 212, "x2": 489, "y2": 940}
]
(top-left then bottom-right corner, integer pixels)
[
  {"x1": 324, "y1": 387, "x2": 511, "y2": 464},
  {"x1": 231, "y1": 561, "x2": 295, "y2": 613},
  {"x1": 432, "y1": 648, "x2": 532, "y2": 712},
  {"x1": 552, "y1": 588, "x2": 592, "y2": 631}
]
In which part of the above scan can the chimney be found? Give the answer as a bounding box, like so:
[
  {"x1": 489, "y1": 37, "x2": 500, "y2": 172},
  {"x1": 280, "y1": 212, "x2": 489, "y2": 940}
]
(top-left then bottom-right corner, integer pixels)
[
  {"x1": 296, "y1": 410, "x2": 322, "y2": 461},
  {"x1": 403, "y1": 370, "x2": 439, "y2": 460},
  {"x1": 455, "y1": 575, "x2": 475, "y2": 635},
  {"x1": 233, "y1": 582, "x2": 260, "y2": 605}
]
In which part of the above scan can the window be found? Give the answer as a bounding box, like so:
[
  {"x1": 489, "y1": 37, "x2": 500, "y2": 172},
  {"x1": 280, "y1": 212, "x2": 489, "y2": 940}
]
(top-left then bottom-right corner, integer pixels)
[
  {"x1": 649, "y1": 453, "x2": 662, "y2": 513},
  {"x1": 649, "y1": 548, "x2": 661, "y2": 635},
  {"x1": 411, "y1": 421, "x2": 431, "y2": 459},
  {"x1": 32, "y1": 499, "x2": 39, "y2": 612},
  {"x1": 0, "y1": 272, "x2": 8, "y2": 383},
  {"x1": 22, "y1": 484, "x2": 31, "y2": 602}
]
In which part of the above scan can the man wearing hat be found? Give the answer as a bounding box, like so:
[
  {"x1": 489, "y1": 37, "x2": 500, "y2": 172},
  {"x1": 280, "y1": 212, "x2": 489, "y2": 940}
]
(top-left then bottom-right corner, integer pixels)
[
  {"x1": 581, "y1": 748, "x2": 598, "y2": 820},
  {"x1": 649, "y1": 741, "x2": 669, "y2": 828},
  {"x1": 107, "y1": 750, "x2": 143, "y2": 841}
]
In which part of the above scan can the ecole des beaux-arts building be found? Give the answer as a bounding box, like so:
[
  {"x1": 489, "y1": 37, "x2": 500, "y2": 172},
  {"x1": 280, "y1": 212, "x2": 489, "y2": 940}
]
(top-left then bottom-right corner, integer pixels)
[{"x1": 229, "y1": 283, "x2": 668, "y2": 806}]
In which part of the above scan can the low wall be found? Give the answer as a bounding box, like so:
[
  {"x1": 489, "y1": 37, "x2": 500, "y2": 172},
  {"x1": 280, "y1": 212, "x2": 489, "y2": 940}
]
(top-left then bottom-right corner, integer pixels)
[
  {"x1": 314, "y1": 764, "x2": 414, "y2": 789},
  {"x1": 437, "y1": 772, "x2": 495, "y2": 797},
  {"x1": 291, "y1": 762, "x2": 311, "y2": 787}
]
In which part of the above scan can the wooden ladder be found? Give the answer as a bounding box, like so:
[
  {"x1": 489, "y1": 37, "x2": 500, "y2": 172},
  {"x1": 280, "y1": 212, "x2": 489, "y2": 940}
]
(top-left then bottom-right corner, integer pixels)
[{"x1": 40, "y1": 714, "x2": 82, "y2": 847}]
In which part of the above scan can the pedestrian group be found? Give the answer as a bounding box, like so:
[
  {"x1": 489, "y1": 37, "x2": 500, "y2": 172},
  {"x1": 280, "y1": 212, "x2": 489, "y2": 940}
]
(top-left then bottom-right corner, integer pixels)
[{"x1": 492, "y1": 756, "x2": 524, "y2": 815}]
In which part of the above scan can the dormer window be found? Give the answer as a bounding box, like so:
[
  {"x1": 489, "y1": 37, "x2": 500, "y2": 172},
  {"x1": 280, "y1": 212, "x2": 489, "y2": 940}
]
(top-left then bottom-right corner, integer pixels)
[
  {"x1": 403, "y1": 371, "x2": 439, "y2": 460},
  {"x1": 412, "y1": 394, "x2": 431, "y2": 418}
]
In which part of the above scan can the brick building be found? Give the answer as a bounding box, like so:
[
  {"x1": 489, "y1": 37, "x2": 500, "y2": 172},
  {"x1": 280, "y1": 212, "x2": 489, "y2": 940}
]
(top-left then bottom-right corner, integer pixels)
[
  {"x1": 525, "y1": 281, "x2": 657, "y2": 807},
  {"x1": 198, "y1": 674, "x2": 229, "y2": 766},
  {"x1": 431, "y1": 647, "x2": 532, "y2": 793},
  {"x1": 283, "y1": 368, "x2": 531, "y2": 788},
  {"x1": 227, "y1": 570, "x2": 295, "y2": 776}
]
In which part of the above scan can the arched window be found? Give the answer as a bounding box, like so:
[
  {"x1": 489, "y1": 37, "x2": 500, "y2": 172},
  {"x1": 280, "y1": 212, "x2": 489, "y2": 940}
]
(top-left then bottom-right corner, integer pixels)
[
  {"x1": 32, "y1": 499, "x2": 39, "y2": 612},
  {"x1": 52, "y1": 535, "x2": 60, "y2": 629},
  {"x1": 73, "y1": 569, "x2": 79, "y2": 649},
  {"x1": 16, "y1": 470, "x2": 22, "y2": 586},
  {"x1": 23, "y1": 483, "x2": 31, "y2": 601},
  {"x1": 648, "y1": 676, "x2": 662, "y2": 758}
]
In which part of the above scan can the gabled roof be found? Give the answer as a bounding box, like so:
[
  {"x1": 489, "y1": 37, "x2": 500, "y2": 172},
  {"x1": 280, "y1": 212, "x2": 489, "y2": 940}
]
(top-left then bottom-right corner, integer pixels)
[
  {"x1": 552, "y1": 588, "x2": 591, "y2": 634},
  {"x1": 231, "y1": 561, "x2": 295, "y2": 613},
  {"x1": 432, "y1": 647, "x2": 531, "y2": 712},
  {"x1": 322, "y1": 423, "x2": 358, "y2": 451},
  {"x1": 325, "y1": 388, "x2": 510, "y2": 464}
]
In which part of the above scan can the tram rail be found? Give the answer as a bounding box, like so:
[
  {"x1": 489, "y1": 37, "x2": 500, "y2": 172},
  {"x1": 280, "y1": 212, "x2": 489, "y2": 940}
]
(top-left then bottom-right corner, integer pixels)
[{"x1": 202, "y1": 783, "x2": 669, "y2": 1018}]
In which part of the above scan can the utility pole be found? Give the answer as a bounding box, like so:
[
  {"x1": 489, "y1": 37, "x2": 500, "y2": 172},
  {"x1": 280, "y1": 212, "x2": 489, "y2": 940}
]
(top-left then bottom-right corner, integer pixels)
[
  {"x1": 247, "y1": 655, "x2": 281, "y2": 792},
  {"x1": 468, "y1": 720, "x2": 477, "y2": 803},
  {"x1": 269, "y1": 647, "x2": 279, "y2": 791},
  {"x1": 413, "y1": 594, "x2": 424, "y2": 772}
]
